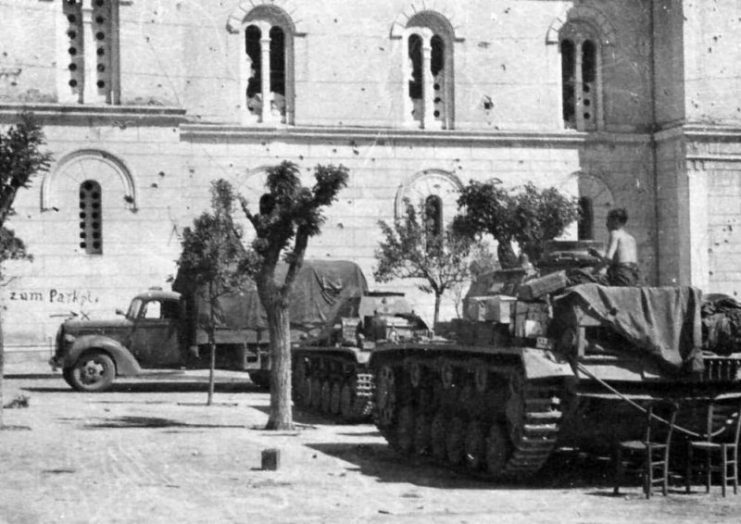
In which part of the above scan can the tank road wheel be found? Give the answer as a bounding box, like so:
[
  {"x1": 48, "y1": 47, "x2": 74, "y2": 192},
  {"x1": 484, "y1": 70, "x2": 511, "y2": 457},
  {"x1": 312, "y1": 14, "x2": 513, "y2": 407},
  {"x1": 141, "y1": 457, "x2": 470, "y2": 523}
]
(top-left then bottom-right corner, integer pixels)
[
  {"x1": 505, "y1": 374, "x2": 525, "y2": 443},
  {"x1": 293, "y1": 358, "x2": 306, "y2": 392},
  {"x1": 68, "y1": 351, "x2": 115, "y2": 392},
  {"x1": 464, "y1": 420, "x2": 487, "y2": 472},
  {"x1": 376, "y1": 365, "x2": 397, "y2": 427},
  {"x1": 446, "y1": 416, "x2": 466, "y2": 466},
  {"x1": 413, "y1": 413, "x2": 432, "y2": 455},
  {"x1": 329, "y1": 381, "x2": 341, "y2": 416},
  {"x1": 395, "y1": 405, "x2": 415, "y2": 455},
  {"x1": 339, "y1": 383, "x2": 354, "y2": 421},
  {"x1": 430, "y1": 410, "x2": 448, "y2": 462},
  {"x1": 486, "y1": 422, "x2": 512, "y2": 478},
  {"x1": 299, "y1": 375, "x2": 312, "y2": 407},
  {"x1": 320, "y1": 380, "x2": 332, "y2": 414},
  {"x1": 310, "y1": 378, "x2": 323, "y2": 410}
]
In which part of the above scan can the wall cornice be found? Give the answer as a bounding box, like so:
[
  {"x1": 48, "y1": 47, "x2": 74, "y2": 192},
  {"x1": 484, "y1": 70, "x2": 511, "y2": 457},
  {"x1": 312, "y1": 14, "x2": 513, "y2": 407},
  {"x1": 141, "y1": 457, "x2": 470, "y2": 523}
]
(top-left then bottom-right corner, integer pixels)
[
  {"x1": 0, "y1": 103, "x2": 188, "y2": 127},
  {"x1": 180, "y1": 124, "x2": 651, "y2": 147},
  {"x1": 654, "y1": 122, "x2": 741, "y2": 143}
]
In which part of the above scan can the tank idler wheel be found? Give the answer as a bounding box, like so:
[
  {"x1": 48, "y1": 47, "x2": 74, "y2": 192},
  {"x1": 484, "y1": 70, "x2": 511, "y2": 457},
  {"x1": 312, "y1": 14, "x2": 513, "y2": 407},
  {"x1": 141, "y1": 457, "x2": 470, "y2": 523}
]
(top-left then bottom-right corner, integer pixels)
[
  {"x1": 377, "y1": 365, "x2": 396, "y2": 411},
  {"x1": 430, "y1": 410, "x2": 448, "y2": 462},
  {"x1": 339, "y1": 383, "x2": 354, "y2": 420},
  {"x1": 505, "y1": 375, "x2": 525, "y2": 443},
  {"x1": 413, "y1": 413, "x2": 431, "y2": 456},
  {"x1": 395, "y1": 405, "x2": 415, "y2": 455},
  {"x1": 320, "y1": 380, "x2": 332, "y2": 413},
  {"x1": 446, "y1": 416, "x2": 466, "y2": 466},
  {"x1": 474, "y1": 366, "x2": 488, "y2": 393},
  {"x1": 441, "y1": 362, "x2": 454, "y2": 389},
  {"x1": 409, "y1": 362, "x2": 422, "y2": 388},
  {"x1": 329, "y1": 381, "x2": 341, "y2": 415},
  {"x1": 486, "y1": 422, "x2": 512, "y2": 477},
  {"x1": 310, "y1": 378, "x2": 323, "y2": 410},
  {"x1": 464, "y1": 420, "x2": 487, "y2": 472},
  {"x1": 296, "y1": 376, "x2": 311, "y2": 407}
]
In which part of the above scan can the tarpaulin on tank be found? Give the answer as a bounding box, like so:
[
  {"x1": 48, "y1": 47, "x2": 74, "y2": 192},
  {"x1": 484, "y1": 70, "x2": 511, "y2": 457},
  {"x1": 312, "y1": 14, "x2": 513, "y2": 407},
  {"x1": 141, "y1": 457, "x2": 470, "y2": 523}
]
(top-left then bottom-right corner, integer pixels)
[
  {"x1": 174, "y1": 260, "x2": 368, "y2": 337},
  {"x1": 557, "y1": 284, "x2": 703, "y2": 372}
]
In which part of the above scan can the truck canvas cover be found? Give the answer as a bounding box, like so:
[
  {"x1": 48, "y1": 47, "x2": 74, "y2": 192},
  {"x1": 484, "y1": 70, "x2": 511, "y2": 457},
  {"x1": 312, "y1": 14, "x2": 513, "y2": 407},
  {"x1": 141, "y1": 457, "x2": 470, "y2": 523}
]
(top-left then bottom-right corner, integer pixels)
[
  {"x1": 173, "y1": 260, "x2": 368, "y2": 344},
  {"x1": 557, "y1": 284, "x2": 703, "y2": 372}
]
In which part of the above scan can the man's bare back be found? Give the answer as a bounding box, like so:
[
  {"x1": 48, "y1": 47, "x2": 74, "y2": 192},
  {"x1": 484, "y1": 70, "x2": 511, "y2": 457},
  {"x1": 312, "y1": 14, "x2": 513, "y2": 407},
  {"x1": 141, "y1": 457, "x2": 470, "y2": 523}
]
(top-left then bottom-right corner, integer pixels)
[
  {"x1": 606, "y1": 228, "x2": 637, "y2": 265},
  {"x1": 585, "y1": 208, "x2": 641, "y2": 286}
]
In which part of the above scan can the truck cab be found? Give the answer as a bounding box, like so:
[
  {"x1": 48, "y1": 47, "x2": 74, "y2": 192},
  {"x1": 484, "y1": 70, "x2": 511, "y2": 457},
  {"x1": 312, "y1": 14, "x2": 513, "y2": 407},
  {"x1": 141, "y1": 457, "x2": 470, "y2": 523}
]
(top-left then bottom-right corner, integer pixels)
[{"x1": 50, "y1": 289, "x2": 187, "y2": 391}]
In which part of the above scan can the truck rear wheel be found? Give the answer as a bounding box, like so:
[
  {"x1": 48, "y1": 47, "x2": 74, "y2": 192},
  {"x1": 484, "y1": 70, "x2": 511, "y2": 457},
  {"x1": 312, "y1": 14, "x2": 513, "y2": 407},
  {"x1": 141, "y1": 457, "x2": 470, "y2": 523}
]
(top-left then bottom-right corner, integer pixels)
[{"x1": 67, "y1": 351, "x2": 116, "y2": 392}]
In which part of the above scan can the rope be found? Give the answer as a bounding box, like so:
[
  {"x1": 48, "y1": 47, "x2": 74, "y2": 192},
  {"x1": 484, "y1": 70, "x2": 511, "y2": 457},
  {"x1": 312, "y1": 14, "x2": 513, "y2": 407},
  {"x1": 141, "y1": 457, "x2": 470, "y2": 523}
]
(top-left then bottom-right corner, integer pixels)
[{"x1": 575, "y1": 362, "x2": 704, "y2": 438}]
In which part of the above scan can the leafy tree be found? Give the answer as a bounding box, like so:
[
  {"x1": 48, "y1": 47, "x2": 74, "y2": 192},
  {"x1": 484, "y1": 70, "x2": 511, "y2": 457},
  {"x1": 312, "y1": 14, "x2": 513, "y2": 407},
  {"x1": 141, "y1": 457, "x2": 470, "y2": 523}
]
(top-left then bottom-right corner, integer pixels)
[
  {"x1": 375, "y1": 200, "x2": 480, "y2": 326},
  {"x1": 454, "y1": 179, "x2": 579, "y2": 268},
  {"x1": 238, "y1": 161, "x2": 348, "y2": 430},
  {"x1": 177, "y1": 180, "x2": 252, "y2": 406},
  {"x1": 0, "y1": 114, "x2": 52, "y2": 426}
]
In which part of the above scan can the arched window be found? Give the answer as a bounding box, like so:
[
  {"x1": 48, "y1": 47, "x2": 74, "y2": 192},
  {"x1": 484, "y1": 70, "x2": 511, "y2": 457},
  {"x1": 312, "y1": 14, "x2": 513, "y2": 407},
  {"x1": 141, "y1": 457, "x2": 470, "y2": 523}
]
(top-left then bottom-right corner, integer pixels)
[
  {"x1": 240, "y1": 7, "x2": 294, "y2": 125},
  {"x1": 60, "y1": 0, "x2": 119, "y2": 104},
  {"x1": 578, "y1": 196, "x2": 594, "y2": 240},
  {"x1": 403, "y1": 12, "x2": 455, "y2": 129},
  {"x1": 79, "y1": 180, "x2": 103, "y2": 255},
  {"x1": 424, "y1": 195, "x2": 443, "y2": 237},
  {"x1": 560, "y1": 22, "x2": 601, "y2": 131}
]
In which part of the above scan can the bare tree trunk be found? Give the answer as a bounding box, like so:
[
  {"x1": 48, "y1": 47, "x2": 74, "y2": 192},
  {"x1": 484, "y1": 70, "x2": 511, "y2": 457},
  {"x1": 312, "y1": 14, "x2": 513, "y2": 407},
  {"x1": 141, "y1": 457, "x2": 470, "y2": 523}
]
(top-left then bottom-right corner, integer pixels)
[
  {"x1": 0, "y1": 307, "x2": 4, "y2": 427},
  {"x1": 207, "y1": 283, "x2": 215, "y2": 406},
  {"x1": 265, "y1": 302, "x2": 293, "y2": 430},
  {"x1": 433, "y1": 293, "x2": 442, "y2": 328},
  {"x1": 497, "y1": 239, "x2": 518, "y2": 269}
]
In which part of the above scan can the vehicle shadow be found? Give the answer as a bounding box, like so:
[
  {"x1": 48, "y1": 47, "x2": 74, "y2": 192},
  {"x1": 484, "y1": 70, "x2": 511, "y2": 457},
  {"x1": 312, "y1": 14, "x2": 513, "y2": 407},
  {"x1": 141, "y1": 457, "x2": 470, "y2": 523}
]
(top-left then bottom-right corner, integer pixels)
[
  {"x1": 306, "y1": 443, "x2": 617, "y2": 490},
  {"x1": 81, "y1": 415, "x2": 247, "y2": 430},
  {"x1": 23, "y1": 380, "x2": 264, "y2": 394}
]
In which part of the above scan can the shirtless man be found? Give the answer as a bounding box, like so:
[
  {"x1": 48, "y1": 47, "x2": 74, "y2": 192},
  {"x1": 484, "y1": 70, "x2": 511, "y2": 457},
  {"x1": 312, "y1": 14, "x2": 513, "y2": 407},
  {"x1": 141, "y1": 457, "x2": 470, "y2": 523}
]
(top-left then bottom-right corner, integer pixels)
[{"x1": 587, "y1": 208, "x2": 641, "y2": 286}]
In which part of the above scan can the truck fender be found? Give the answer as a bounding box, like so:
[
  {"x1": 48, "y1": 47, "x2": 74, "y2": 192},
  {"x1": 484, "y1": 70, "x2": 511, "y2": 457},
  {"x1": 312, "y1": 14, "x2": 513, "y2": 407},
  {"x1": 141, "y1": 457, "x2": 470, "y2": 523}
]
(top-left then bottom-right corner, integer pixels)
[
  {"x1": 64, "y1": 335, "x2": 142, "y2": 376},
  {"x1": 521, "y1": 347, "x2": 574, "y2": 380}
]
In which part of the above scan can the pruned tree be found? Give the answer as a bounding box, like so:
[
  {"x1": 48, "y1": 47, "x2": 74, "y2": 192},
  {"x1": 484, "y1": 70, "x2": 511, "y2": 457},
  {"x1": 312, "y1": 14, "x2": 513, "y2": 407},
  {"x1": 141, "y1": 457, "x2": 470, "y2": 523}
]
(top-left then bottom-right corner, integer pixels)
[
  {"x1": 374, "y1": 199, "x2": 481, "y2": 326},
  {"x1": 238, "y1": 161, "x2": 348, "y2": 430},
  {"x1": 177, "y1": 179, "x2": 252, "y2": 406},
  {"x1": 0, "y1": 114, "x2": 52, "y2": 426},
  {"x1": 454, "y1": 179, "x2": 579, "y2": 268}
]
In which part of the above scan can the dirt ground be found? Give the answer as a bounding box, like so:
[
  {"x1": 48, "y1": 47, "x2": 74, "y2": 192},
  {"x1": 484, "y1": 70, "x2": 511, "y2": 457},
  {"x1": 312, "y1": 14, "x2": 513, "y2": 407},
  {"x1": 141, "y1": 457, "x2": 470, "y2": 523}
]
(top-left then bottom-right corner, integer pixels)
[{"x1": 1, "y1": 372, "x2": 740, "y2": 524}]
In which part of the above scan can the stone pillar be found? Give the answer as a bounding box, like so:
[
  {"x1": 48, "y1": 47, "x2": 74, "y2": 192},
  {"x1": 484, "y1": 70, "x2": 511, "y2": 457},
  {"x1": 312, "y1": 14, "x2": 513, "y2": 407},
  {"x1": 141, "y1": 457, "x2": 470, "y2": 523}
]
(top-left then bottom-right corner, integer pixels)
[
  {"x1": 420, "y1": 28, "x2": 435, "y2": 130},
  {"x1": 259, "y1": 22, "x2": 273, "y2": 124},
  {"x1": 81, "y1": 0, "x2": 104, "y2": 104},
  {"x1": 574, "y1": 41, "x2": 585, "y2": 131}
]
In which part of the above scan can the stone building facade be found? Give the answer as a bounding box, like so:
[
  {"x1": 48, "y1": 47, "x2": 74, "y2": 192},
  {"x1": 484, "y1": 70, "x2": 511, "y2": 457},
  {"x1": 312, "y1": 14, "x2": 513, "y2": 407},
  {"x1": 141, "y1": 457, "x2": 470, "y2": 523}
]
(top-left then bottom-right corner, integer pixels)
[{"x1": 0, "y1": 0, "x2": 739, "y2": 369}]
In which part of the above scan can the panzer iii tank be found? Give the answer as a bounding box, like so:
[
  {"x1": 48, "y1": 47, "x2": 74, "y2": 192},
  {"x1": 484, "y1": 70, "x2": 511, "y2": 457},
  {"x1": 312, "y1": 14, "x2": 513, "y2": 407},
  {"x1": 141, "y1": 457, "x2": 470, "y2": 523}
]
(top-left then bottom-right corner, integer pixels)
[
  {"x1": 292, "y1": 291, "x2": 429, "y2": 422},
  {"x1": 369, "y1": 247, "x2": 741, "y2": 480}
]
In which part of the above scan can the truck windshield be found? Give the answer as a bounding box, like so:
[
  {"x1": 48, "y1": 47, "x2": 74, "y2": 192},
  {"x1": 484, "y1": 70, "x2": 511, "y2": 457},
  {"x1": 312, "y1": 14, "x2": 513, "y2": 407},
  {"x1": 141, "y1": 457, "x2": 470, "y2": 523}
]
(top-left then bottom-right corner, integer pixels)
[{"x1": 126, "y1": 298, "x2": 143, "y2": 320}]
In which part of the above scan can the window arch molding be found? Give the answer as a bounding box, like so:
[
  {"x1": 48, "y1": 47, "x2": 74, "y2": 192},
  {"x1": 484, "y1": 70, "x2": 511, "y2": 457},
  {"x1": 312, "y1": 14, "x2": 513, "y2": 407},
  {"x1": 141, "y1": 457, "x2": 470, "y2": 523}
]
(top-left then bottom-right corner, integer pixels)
[
  {"x1": 226, "y1": 1, "x2": 306, "y2": 35},
  {"x1": 41, "y1": 149, "x2": 137, "y2": 212},
  {"x1": 389, "y1": 3, "x2": 465, "y2": 41},
  {"x1": 545, "y1": 5, "x2": 617, "y2": 47},
  {"x1": 394, "y1": 169, "x2": 462, "y2": 221}
]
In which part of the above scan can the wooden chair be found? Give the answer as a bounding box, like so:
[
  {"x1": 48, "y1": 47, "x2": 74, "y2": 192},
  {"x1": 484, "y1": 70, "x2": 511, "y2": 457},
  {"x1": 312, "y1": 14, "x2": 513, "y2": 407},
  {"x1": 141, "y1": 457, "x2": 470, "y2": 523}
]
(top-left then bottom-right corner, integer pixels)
[
  {"x1": 614, "y1": 400, "x2": 678, "y2": 498},
  {"x1": 685, "y1": 399, "x2": 741, "y2": 497}
]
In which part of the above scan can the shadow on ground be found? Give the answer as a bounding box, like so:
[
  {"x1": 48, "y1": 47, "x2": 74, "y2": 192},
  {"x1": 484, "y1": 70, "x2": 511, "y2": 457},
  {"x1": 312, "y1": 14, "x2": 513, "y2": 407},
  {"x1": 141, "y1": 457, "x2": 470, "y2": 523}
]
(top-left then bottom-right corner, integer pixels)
[
  {"x1": 23, "y1": 379, "x2": 264, "y2": 394},
  {"x1": 81, "y1": 415, "x2": 247, "y2": 430},
  {"x1": 307, "y1": 442, "x2": 626, "y2": 491}
]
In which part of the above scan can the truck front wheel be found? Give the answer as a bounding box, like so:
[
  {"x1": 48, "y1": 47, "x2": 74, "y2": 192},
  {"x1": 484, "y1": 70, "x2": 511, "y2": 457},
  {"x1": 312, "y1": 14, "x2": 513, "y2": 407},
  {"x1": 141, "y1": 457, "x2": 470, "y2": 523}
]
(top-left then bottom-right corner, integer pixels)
[{"x1": 67, "y1": 351, "x2": 116, "y2": 392}]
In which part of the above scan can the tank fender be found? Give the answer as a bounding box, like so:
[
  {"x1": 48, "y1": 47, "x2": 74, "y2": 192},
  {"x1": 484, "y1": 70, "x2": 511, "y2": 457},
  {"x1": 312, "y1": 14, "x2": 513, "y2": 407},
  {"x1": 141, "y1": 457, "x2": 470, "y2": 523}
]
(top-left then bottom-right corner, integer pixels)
[
  {"x1": 64, "y1": 335, "x2": 142, "y2": 376},
  {"x1": 521, "y1": 347, "x2": 574, "y2": 379}
]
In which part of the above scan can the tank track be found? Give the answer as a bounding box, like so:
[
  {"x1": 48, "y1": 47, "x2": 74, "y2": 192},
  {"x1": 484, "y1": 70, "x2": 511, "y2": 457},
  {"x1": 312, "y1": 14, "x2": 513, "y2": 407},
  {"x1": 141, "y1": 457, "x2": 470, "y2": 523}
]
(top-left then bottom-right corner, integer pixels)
[
  {"x1": 374, "y1": 355, "x2": 564, "y2": 480},
  {"x1": 292, "y1": 353, "x2": 374, "y2": 423}
]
